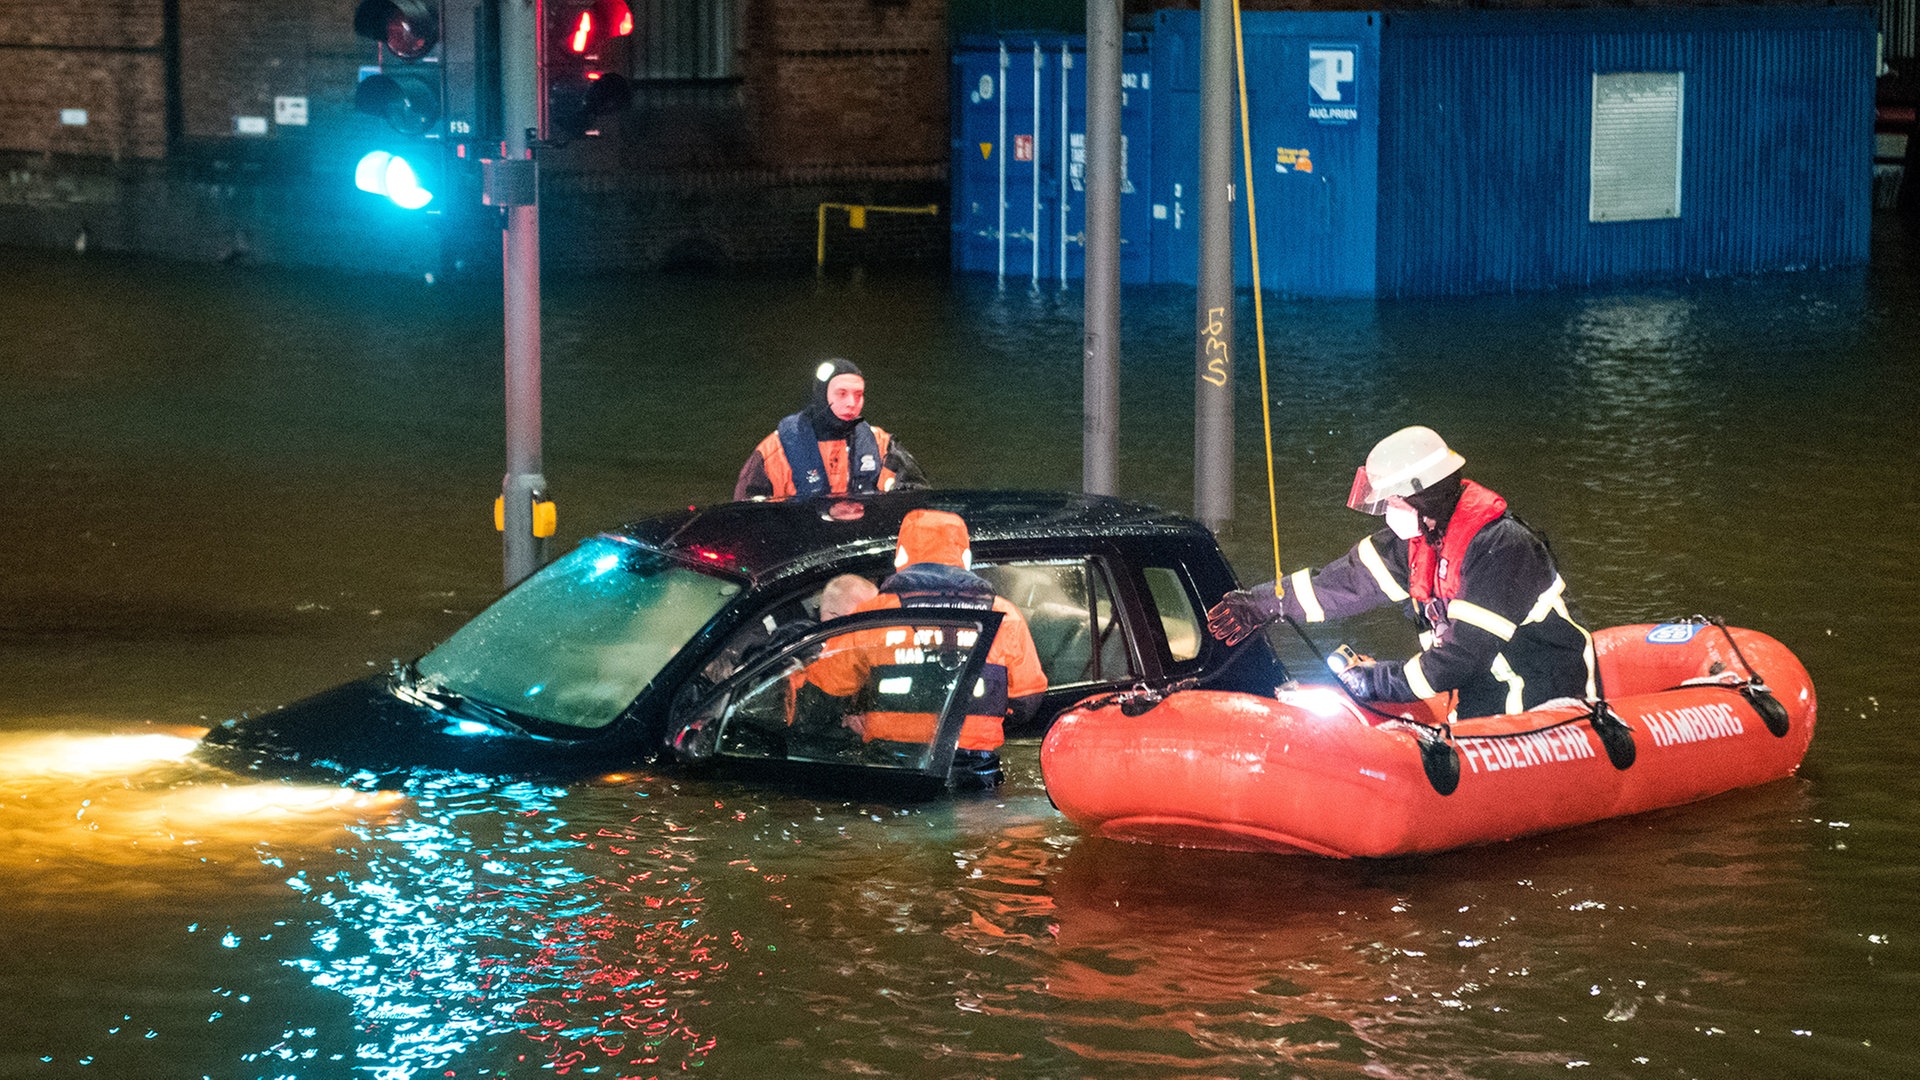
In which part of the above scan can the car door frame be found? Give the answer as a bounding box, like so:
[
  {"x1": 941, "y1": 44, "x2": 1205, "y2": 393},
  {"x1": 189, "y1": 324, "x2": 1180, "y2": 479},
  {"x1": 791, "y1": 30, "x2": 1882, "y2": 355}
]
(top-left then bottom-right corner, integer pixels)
[{"x1": 663, "y1": 605, "x2": 1007, "y2": 790}]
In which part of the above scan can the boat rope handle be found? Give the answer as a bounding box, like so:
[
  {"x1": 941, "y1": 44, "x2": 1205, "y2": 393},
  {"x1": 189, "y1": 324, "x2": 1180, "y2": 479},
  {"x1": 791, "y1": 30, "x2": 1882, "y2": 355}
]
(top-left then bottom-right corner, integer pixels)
[
  {"x1": 1698, "y1": 614, "x2": 1770, "y2": 687},
  {"x1": 1667, "y1": 615, "x2": 1792, "y2": 737},
  {"x1": 1079, "y1": 677, "x2": 1199, "y2": 716},
  {"x1": 1232, "y1": 0, "x2": 1285, "y2": 595}
]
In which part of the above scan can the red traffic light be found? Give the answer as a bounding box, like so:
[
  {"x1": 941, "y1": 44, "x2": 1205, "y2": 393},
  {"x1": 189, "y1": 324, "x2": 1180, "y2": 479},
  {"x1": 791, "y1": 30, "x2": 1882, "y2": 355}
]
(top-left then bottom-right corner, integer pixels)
[
  {"x1": 354, "y1": 0, "x2": 441, "y2": 61},
  {"x1": 553, "y1": 0, "x2": 632, "y2": 58},
  {"x1": 545, "y1": 0, "x2": 634, "y2": 140}
]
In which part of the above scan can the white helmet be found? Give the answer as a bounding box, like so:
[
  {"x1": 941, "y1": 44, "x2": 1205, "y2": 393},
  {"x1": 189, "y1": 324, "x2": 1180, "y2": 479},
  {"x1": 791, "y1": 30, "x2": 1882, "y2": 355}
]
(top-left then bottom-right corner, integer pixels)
[{"x1": 1346, "y1": 426, "x2": 1466, "y2": 515}]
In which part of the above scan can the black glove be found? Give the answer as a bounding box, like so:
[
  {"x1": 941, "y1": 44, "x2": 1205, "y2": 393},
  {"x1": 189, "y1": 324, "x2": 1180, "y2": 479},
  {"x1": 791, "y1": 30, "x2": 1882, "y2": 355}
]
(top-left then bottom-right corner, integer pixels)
[
  {"x1": 1334, "y1": 654, "x2": 1378, "y2": 698},
  {"x1": 1206, "y1": 589, "x2": 1279, "y2": 646},
  {"x1": 1333, "y1": 654, "x2": 1406, "y2": 701}
]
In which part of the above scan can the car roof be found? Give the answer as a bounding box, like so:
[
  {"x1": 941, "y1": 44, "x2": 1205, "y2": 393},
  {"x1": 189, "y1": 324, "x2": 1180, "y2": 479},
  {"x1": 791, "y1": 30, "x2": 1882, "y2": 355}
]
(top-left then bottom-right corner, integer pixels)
[{"x1": 610, "y1": 489, "x2": 1212, "y2": 584}]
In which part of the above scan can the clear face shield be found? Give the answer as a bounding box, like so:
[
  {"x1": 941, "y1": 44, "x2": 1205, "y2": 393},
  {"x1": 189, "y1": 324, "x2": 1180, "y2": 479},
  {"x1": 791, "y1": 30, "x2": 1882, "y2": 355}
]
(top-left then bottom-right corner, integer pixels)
[{"x1": 1346, "y1": 466, "x2": 1388, "y2": 515}]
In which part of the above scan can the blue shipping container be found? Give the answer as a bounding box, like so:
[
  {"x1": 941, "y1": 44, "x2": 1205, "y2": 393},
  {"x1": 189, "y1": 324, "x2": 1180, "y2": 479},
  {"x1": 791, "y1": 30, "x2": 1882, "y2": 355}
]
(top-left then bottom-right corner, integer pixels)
[
  {"x1": 955, "y1": 7, "x2": 1873, "y2": 296},
  {"x1": 1374, "y1": 7, "x2": 1875, "y2": 296},
  {"x1": 950, "y1": 33, "x2": 1156, "y2": 284}
]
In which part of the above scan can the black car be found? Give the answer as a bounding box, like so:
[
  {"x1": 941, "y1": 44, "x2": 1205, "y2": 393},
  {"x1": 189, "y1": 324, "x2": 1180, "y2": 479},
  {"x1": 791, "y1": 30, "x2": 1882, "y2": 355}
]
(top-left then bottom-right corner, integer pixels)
[{"x1": 199, "y1": 490, "x2": 1288, "y2": 793}]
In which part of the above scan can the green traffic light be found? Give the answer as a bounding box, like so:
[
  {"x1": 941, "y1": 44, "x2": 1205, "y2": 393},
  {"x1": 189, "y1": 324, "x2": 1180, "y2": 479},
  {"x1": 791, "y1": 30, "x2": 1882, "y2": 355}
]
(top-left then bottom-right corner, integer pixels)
[{"x1": 355, "y1": 151, "x2": 434, "y2": 210}]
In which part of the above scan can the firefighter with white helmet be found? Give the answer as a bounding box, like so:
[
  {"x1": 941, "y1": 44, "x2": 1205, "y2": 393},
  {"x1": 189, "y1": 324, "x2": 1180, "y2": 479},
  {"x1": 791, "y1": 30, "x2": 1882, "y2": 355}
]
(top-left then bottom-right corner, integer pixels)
[{"x1": 1207, "y1": 426, "x2": 1597, "y2": 719}]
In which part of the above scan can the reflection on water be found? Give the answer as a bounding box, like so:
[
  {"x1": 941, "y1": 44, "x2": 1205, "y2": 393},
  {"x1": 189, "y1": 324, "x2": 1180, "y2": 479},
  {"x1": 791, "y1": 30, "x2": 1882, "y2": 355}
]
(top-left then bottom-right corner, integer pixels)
[
  {"x1": 0, "y1": 730, "x2": 201, "y2": 777},
  {"x1": 945, "y1": 781, "x2": 1843, "y2": 1077},
  {"x1": 271, "y1": 775, "x2": 724, "y2": 1076},
  {"x1": 3, "y1": 226, "x2": 1918, "y2": 1076}
]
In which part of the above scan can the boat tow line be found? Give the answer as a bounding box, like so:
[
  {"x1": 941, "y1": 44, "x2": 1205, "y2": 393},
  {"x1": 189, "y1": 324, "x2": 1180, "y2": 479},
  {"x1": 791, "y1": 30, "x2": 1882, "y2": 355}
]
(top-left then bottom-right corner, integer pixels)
[{"x1": 1079, "y1": 678, "x2": 1201, "y2": 717}]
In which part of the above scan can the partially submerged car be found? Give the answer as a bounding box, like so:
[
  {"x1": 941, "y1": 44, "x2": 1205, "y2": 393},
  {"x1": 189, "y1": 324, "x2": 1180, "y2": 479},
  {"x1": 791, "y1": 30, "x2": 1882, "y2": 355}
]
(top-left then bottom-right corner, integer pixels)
[{"x1": 199, "y1": 490, "x2": 1289, "y2": 794}]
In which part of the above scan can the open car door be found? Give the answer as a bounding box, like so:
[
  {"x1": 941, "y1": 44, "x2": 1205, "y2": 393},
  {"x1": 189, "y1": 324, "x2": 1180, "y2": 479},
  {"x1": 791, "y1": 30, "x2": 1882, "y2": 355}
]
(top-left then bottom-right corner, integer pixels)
[{"x1": 666, "y1": 607, "x2": 1006, "y2": 795}]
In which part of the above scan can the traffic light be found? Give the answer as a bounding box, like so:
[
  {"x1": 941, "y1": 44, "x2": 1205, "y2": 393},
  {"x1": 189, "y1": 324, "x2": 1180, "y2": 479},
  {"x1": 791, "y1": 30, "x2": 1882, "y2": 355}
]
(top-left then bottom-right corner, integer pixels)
[
  {"x1": 354, "y1": 150, "x2": 435, "y2": 210},
  {"x1": 355, "y1": 1, "x2": 443, "y2": 133},
  {"x1": 545, "y1": 0, "x2": 633, "y2": 141},
  {"x1": 353, "y1": 1, "x2": 444, "y2": 209}
]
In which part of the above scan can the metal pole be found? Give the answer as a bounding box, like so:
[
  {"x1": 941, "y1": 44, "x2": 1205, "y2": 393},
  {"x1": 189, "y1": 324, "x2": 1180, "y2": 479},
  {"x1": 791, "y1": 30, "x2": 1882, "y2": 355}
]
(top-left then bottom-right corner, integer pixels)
[
  {"x1": 1082, "y1": 0, "x2": 1121, "y2": 495},
  {"x1": 1195, "y1": 0, "x2": 1235, "y2": 533},
  {"x1": 1031, "y1": 42, "x2": 1041, "y2": 286},
  {"x1": 499, "y1": 0, "x2": 546, "y2": 587},
  {"x1": 1059, "y1": 41, "x2": 1075, "y2": 286},
  {"x1": 996, "y1": 41, "x2": 1008, "y2": 281}
]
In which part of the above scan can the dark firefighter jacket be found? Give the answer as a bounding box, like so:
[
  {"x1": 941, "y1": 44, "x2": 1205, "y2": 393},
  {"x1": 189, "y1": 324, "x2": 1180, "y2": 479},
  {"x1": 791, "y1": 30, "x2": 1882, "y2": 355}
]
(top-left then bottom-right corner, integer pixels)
[{"x1": 1257, "y1": 480, "x2": 1597, "y2": 719}]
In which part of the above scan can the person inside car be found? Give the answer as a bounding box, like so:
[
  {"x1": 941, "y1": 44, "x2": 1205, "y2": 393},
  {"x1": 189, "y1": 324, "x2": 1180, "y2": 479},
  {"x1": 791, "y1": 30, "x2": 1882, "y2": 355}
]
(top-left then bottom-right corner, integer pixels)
[{"x1": 802, "y1": 509, "x2": 1047, "y2": 787}]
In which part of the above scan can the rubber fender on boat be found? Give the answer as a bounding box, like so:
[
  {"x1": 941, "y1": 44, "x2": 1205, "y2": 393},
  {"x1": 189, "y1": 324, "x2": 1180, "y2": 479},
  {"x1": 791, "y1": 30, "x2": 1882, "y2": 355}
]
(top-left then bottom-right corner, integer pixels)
[
  {"x1": 1418, "y1": 734, "x2": 1461, "y2": 796},
  {"x1": 1744, "y1": 684, "x2": 1791, "y2": 737},
  {"x1": 1587, "y1": 703, "x2": 1637, "y2": 770}
]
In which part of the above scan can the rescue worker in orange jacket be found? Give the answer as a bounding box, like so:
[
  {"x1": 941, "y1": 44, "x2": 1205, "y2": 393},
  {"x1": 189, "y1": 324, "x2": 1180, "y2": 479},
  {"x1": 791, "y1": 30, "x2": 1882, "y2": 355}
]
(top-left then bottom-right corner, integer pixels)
[
  {"x1": 733, "y1": 359, "x2": 926, "y2": 501},
  {"x1": 805, "y1": 509, "x2": 1047, "y2": 787},
  {"x1": 1207, "y1": 426, "x2": 1596, "y2": 720}
]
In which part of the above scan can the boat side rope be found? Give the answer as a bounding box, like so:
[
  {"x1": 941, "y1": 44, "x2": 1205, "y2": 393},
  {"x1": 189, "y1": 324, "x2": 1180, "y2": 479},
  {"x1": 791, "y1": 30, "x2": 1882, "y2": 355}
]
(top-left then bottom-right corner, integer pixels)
[{"x1": 1077, "y1": 678, "x2": 1200, "y2": 717}]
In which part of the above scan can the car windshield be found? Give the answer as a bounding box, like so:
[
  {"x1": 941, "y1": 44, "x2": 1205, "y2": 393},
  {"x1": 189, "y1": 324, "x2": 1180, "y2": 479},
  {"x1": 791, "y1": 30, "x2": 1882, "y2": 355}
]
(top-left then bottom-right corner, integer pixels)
[{"x1": 415, "y1": 537, "x2": 743, "y2": 730}]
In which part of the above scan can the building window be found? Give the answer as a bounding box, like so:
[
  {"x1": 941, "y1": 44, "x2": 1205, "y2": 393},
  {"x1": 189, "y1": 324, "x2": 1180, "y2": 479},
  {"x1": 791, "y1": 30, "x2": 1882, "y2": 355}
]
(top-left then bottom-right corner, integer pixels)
[
  {"x1": 632, "y1": 0, "x2": 738, "y2": 83},
  {"x1": 1589, "y1": 71, "x2": 1684, "y2": 223}
]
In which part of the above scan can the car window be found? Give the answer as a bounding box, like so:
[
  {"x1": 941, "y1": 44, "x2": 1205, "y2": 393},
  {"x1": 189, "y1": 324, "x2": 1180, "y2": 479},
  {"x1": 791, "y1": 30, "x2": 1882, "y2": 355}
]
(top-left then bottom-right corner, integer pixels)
[
  {"x1": 974, "y1": 559, "x2": 1135, "y2": 687},
  {"x1": 416, "y1": 537, "x2": 742, "y2": 730},
  {"x1": 672, "y1": 610, "x2": 1000, "y2": 779},
  {"x1": 699, "y1": 570, "x2": 887, "y2": 686},
  {"x1": 700, "y1": 591, "x2": 816, "y2": 686},
  {"x1": 1142, "y1": 565, "x2": 1202, "y2": 662}
]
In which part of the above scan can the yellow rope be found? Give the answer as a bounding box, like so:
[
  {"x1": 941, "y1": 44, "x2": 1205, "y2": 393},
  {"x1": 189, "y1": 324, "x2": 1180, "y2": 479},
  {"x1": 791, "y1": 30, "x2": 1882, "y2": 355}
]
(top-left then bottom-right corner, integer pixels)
[{"x1": 1232, "y1": 0, "x2": 1283, "y2": 596}]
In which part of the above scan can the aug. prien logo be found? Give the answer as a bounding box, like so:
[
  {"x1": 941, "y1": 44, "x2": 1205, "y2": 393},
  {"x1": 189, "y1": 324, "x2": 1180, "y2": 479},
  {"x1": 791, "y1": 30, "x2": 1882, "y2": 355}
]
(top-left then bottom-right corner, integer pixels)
[{"x1": 1308, "y1": 46, "x2": 1358, "y2": 123}]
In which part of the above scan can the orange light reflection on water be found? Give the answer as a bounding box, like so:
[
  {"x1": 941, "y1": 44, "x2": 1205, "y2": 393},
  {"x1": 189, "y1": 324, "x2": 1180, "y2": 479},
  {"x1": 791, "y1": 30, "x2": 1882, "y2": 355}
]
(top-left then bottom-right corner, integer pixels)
[{"x1": 0, "y1": 729, "x2": 409, "y2": 860}]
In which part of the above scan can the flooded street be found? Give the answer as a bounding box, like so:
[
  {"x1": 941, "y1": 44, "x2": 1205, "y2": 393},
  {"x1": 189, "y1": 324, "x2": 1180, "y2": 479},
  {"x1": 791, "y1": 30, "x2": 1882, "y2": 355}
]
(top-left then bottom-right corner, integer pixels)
[{"x1": 2, "y1": 223, "x2": 1916, "y2": 1078}]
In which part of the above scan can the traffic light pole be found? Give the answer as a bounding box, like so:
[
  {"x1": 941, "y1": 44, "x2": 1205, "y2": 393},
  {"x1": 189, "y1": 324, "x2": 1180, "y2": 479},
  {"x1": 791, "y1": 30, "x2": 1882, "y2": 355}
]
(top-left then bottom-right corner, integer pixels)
[{"x1": 495, "y1": 0, "x2": 547, "y2": 588}]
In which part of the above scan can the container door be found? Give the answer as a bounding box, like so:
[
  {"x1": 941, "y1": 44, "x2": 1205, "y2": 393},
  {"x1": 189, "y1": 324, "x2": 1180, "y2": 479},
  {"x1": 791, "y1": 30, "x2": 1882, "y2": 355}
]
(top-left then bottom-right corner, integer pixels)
[
  {"x1": 951, "y1": 38, "x2": 1010, "y2": 276},
  {"x1": 1059, "y1": 33, "x2": 1157, "y2": 284},
  {"x1": 1150, "y1": 10, "x2": 1380, "y2": 296}
]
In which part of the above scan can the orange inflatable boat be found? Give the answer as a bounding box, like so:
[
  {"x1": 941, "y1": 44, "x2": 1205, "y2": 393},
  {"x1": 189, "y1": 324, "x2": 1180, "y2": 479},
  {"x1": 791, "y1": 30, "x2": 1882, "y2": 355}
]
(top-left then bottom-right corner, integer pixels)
[{"x1": 1040, "y1": 621, "x2": 1815, "y2": 857}]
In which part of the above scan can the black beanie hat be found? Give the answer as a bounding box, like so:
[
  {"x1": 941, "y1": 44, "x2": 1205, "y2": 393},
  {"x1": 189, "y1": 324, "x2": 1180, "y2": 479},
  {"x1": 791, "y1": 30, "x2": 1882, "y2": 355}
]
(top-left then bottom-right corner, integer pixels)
[{"x1": 1405, "y1": 472, "x2": 1464, "y2": 541}]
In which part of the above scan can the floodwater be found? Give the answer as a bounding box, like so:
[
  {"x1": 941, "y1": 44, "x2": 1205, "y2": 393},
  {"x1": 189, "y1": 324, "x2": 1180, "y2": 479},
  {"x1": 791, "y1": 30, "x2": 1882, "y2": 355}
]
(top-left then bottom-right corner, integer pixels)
[{"x1": 2, "y1": 220, "x2": 1916, "y2": 1079}]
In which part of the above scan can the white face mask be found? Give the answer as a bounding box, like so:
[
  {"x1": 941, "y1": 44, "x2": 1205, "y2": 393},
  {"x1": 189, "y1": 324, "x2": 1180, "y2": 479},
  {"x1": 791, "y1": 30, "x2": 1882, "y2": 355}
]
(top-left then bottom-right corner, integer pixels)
[{"x1": 1385, "y1": 505, "x2": 1421, "y2": 540}]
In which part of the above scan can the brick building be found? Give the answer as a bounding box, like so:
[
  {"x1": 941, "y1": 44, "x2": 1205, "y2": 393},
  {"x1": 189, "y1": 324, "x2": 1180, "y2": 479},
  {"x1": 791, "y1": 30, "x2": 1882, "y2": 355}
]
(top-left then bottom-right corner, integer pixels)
[{"x1": 0, "y1": 0, "x2": 953, "y2": 275}]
